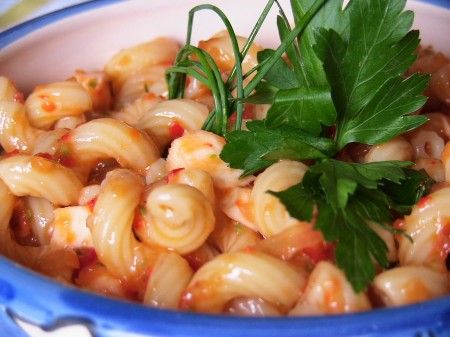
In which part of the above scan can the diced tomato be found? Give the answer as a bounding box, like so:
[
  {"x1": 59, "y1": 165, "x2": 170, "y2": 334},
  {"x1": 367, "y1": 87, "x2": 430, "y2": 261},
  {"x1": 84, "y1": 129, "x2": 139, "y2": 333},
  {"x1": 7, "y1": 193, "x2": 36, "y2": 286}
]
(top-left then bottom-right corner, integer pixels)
[
  {"x1": 417, "y1": 195, "x2": 432, "y2": 210},
  {"x1": 166, "y1": 168, "x2": 185, "y2": 183},
  {"x1": 5, "y1": 149, "x2": 19, "y2": 157},
  {"x1": 86, "y1": 197, "x2": 97, "y2": 212},
  {"x1": 76, "y1": 248, "x2": 98, "y2": 269},
  {"x1": 169, "y1": 121, "x2": 185, "y2": 139},
  {"x1": 302, "y1": 242, "x2": 335, "y2": 264}
]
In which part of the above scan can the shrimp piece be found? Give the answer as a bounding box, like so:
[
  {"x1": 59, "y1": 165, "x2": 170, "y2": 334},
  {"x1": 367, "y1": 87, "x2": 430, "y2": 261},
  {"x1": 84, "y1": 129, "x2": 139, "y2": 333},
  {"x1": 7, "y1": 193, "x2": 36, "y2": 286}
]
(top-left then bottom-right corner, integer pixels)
[
  {"x1": 289, "y1": 261, "x2": 371, "y2": 316},
  {"x1": 166, "y1": 130, "x2": 254, "y2": 189}
]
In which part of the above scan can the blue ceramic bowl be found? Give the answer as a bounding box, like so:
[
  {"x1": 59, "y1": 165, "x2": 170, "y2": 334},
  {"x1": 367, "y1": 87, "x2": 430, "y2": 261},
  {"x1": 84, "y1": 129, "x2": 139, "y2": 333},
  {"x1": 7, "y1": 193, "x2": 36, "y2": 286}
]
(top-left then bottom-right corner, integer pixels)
[{"x1": 0, "y1": 1, "x2": 449, "y2": 336}]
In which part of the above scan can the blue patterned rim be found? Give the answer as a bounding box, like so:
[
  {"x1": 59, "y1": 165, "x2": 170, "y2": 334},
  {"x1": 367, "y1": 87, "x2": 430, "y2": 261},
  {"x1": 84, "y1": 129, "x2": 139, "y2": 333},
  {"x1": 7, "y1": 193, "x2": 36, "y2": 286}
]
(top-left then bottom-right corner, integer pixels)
[{"x1": 0, "y1": 1, "x2": 450, "y2": 336}]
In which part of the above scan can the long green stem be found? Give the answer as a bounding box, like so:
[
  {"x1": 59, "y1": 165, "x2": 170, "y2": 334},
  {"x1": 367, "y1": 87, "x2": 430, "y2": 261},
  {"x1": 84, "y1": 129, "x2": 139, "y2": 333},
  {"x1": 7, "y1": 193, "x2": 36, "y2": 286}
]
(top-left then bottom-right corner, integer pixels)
[
  {"x1": 226, "y1": 0, "x2": 276, "y2": 86},
  {"x1": 244, "y1": 0, "x2": 327, "y2": 96},
  {"x1": 183, "y1": 4, "x2": 244, "y2": 131}
]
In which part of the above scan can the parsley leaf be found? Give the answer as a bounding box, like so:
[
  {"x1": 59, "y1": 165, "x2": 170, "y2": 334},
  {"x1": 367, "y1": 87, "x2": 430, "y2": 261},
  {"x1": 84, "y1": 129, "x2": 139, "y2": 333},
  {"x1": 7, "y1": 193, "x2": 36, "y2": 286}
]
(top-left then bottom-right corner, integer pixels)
[
  {"x1": 221, "y1": 121, "x2": 336, "y2": 176},
  {"x1": 314, "y1": 0, "x2": 428, "y2": 149},
  {"x1": 273, "y1": 159, "x2": 430, "y2": 291}
]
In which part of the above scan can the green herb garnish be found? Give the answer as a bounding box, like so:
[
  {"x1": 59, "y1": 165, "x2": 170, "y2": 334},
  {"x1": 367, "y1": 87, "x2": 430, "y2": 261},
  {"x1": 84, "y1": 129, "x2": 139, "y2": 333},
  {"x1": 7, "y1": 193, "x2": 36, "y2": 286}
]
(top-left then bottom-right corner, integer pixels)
[{"x1": 169, "y1": 0, "x2": 433, "y2": 291}]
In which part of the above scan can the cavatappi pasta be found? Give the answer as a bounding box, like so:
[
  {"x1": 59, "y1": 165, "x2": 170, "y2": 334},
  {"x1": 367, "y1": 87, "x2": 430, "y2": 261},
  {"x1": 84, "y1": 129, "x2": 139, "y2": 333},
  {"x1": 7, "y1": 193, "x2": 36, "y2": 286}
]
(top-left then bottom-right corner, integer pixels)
[{"x1": 0, "y1": 33, "x2": 449, "y2": 317}]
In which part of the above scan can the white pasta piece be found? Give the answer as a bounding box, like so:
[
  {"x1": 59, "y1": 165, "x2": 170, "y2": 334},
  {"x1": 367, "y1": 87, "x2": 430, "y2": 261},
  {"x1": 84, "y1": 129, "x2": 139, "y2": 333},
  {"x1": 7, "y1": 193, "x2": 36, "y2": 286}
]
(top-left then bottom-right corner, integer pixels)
[
  {"x1": 78, "y1": 184, "x2": 100, "y2": 206},
  {"x1": 32, "y1": 129, "x2": 69, "y2": 156},
  {"x1": 0, "y1": 101, "x2": 41, "y2": 153},
  {"x1": 167, "y1": 168, "x2": 215, "y2": 202},
  {"x1": 251, "y1": 161, "x2": 308, "y2": 237},
  {"x1": 0, "y1": 155, "x2": 82, "y2": 206},
  {"x1": 289, "y1": 261, "x2": 371, "y2": 316},
  {"x1": 115, "y1": 66, "x2": 168, "y2": 109},
  {"x1": 167, "y1": 130, "x2": 253, "y2": 189},
  {"x1": 104, "y1": 37, "x2": 179, "y2": 92},
  {"x1": 143, "y1": 252, "x2": 193, "y2": 309},
  {"x1": 398, "y1": 186, "x2": 450, "y2": 272},
  {"x1": 413, "y1": 157, "x2": 445, "y2": 182},
  {"x1": 226, "y1": 297, "x2": 282, "y2": 317},
  {"x1": 0, "y1": 179, "x2": 78, "y2": 281},
  {"x1": 373, "y1": 266, "x2": 449, "y2": 307},
  {"x1": 181, "y1": 252, "x2": 305, "y2": 313},
  {"x1": 25, "y1": 81, "x2": 92, "y2": 129},
  {"x1": 139, "y1": 99, "x2": 209, "y2": 151},
  {"x1": 54, "y1": 114, "x2": 86, "y2": 130},
  {"x1": 51, "y1": 206, "x2": 93, "y2": 248},
  {"x1": 441, "y1": 141, "x2": 450, "y2": 182},
  {"x1": 73, "y1": 70, "x2": 113, "y2": 112},
  {"x1": 209, "y1": 217, "x2": 261, "y2": 253},
  {"x1": 111, "y1": 94, "x2": 161, "y2": 126},
  {"x1": 24, "y1": 196, "x2": 54, "y2": 245},
  {"x1": 363, "y1": 136, "x2": 413, "y2": 163},
  {"x1": 198, "y1": 31, "x2": 261, "y2": 75},
  {"x1": 369, "y1": 223, "x2": 397, "y2": 263},
  {"x1": 65, "y1": 118, "x2": 160, "y2": 175},
  {"x1": 140, "y1": 183, "x2": 215, "y2": 254},
  {"x1": 90, "y1": 169, "x2": 159, "y2": 280},
  {"x1": 410, "y1": 130, "x2": 445, "y2": 159},
  {"x1": 219, "y1": 187, "x2": 256, "y2": 231}
]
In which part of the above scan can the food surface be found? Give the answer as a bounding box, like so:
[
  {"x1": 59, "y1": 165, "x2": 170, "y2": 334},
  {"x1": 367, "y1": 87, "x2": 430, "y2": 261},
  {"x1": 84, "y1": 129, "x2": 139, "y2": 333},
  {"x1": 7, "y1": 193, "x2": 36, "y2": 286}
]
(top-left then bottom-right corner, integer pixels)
[{"x1": 0, "y1": 0, "x2": 449, "y2": 317}]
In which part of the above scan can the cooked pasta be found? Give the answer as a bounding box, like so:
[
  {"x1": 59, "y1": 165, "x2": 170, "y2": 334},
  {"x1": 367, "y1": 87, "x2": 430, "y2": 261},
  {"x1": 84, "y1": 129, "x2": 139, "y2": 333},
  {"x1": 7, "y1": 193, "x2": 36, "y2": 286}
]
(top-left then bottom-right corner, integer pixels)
[
  {"x1": 25, "y1": 81, "x2": 92, "y2": 129},
  {"x1": 143, "y1": 252, "x2": 193, "y2": 309},
  {"x1": 0, "y1": 18, "x2": 449, "y2": 318},
  {"x1": 167, "y1": 130, "x2": 254, "y2": 189},
  {"x1": 138, "y1": 183, "x2": 215, "y2": 254},
  {"x1": 398, "y1": 186, "x2": 450, "y2": 272},
  {"x1": 139, "y1": 99, "x2": 209, "y2": 151},
  {"x1": 115, "y1": 65, "x2": 168, "y2": 109},
  {"x1": 198, "y1": 31, "x2": 261, "y2": 75},
  {"x1": 166, "y1": 168, "x2": 215, "y2": 202},
  {"x1": 72, "y1": 70, "x2": 113, "y2": 112},
  {"x1": 373, "y1": 266, "x2": 449, "y2": 307},
  {"x1": 104, "y1": 37, "x2": 179, "y2": 92},
  {"x1": 23, "y1": 196, "x2": 53, "y2": 245},
  {"x1": 0, "y1": 154, "x2": 82, "y2": 205},
  {"x1": 61, "y1": 118, "x2": 160, "y2": 175},
  {"x1": 289, "y1": 261, "x2": 371, "y2": 316},
  {"x1": 111, "y1": 94, "x2": 161, "y2": 126},
  {"x1": 251, "y1": 160, "x2": 308, "y2": 237},
  {"x1": 90, "y1": 169, "x2": 159, "y2": 282},
  {"x1": 180, "y1": 251, "x2": 305, "y2": 313},
  {"x1": 0, "y1": 101, "x2": 40, "y2": 153}
]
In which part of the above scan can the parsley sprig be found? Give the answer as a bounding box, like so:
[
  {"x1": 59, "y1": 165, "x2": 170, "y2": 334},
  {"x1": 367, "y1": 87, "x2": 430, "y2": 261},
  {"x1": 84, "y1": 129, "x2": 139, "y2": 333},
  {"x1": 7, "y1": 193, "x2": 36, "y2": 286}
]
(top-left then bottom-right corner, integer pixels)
[{"x1": 169, "y1": 0, "x2": 433, "y2": 291}]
